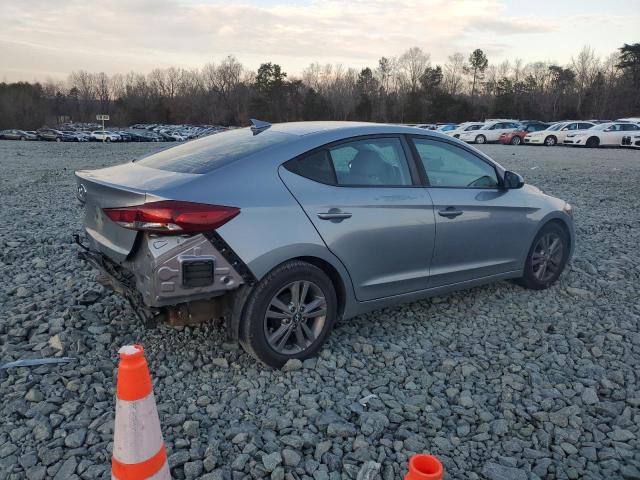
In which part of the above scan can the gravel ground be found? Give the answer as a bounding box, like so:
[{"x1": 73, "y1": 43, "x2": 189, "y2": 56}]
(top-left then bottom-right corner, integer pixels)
[{"x1": 1, "y1": 140, "x2": 639, "y2": 480}]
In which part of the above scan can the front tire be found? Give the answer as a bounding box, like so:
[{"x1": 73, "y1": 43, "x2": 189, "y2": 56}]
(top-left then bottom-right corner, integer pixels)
[
  {"x1": 586, "y1": 137, "x2": 599, "y2": 148},
  {"x1": 517, "y1": 223, "x2": 569, "y2": 290},
  {"x1": 475, "y1": 134, "x2": 486, "y2": 144},
  {"x1": 544, "y1": 136, "x2": 556, "y2": 146},
  {"x1": 510, "y1": 136, "x2": 522, "y2": 145},
  {"x1": 239, "y1": 260, "x2": 337, "y2": 368}
]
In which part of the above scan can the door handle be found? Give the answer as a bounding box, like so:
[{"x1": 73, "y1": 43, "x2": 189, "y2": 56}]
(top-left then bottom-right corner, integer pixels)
[
  {"x1": 317, "y1": 212, "x2": 352, "y2": 220},
  {"x1": 438, "y1": 207, "x2": 463, "y2": 219}
]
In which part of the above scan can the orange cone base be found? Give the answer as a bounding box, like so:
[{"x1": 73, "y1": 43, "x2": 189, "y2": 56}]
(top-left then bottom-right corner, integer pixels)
[{"x1": 405, "y1": 454, "x2": 444, "y2": 480}]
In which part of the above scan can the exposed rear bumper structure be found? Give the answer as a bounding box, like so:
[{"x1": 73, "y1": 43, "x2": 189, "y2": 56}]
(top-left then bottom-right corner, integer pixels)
[{"x1": 75, "y1": 232, "x2": 247, "y2": 326}]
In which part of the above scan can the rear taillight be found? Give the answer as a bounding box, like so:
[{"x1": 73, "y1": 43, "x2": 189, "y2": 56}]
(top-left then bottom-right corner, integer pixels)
[{"x1": 103, "y1": 201, "x2": 239, "y2": 234}]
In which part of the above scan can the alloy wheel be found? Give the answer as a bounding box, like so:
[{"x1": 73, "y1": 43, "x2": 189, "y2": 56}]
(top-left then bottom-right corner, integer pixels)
[
  {"x1": 531, "y1": 232, "x2": 564, "y2": 282},
  {"x1": 544, "y1": 136, "x2": 555, "y2": 146},
  {"x1": 264, "y1": 280, "x2": 327, "y2": 355}
]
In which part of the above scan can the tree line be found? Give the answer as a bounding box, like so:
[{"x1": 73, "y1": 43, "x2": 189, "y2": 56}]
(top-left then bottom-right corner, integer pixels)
[{"x1": 1, "y1": 43, "x2": 638, "y2": 130}]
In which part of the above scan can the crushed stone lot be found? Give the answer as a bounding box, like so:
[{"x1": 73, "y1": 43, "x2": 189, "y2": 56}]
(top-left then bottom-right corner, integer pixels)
[{"x1": 1, "y1": 140, "x2": 639, "y2": 480}]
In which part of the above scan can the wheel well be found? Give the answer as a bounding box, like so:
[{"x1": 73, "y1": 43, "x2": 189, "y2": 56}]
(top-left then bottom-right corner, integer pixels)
[
  {"x1": 297, "y1": 256, "x2": 346, "y2": 319},
  {"x1": 544, "y1": 218, "x2": 571, "y2": 244}
]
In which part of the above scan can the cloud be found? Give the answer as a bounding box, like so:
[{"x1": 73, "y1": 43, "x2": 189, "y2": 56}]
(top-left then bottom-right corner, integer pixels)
[{"x1": 0, "y1": 0, "x2": 637, "y2": 81}]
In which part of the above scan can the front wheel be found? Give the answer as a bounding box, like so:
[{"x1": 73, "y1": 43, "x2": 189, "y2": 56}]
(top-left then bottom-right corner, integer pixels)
[
  {"x1": 544, "y1": 136, "x2": 556, "y2": 146},
  {"x1": 517, "y1": 223, "x2": 569, "y2": 290},
  {"x1": 239, "y1": 260, "x2": 337, "y2": 368},
  {"x1": 510, "y1": 136, "x2": 522, "y2": 145},
  {"x1": 475, "y1": 134, "x2": 486, "y2": 144},
  {"x1": 586, "y1": 137, "x2": 599, "y2": 148}
]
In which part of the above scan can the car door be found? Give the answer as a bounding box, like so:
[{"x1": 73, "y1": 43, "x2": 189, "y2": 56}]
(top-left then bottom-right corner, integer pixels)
[
  {"x1": 279, "y1": 135, "x2": 436, "y2": 301},
  {"x1": 409, "y1": 136, "x2": 536, "y2": 287},
  {"x1": 600, "y1": 124, "x2": 624, "y2": 145}
]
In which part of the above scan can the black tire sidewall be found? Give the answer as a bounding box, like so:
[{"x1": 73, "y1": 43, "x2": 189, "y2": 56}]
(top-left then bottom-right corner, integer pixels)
[
  {"x1": 545, "y1": 136, "x2": 556, "y2": 146},
  {"x1": 521, "y1": 223, "x2": 569, "y2": 290},
  {"x1": 240, "y1": 261, "x2": 337, "y2": 368}
]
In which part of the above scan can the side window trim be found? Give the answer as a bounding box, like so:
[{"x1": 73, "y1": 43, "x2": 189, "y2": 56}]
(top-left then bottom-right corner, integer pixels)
[{"x1": 406, "y1": 135, "x2": 502, "y2": 190}]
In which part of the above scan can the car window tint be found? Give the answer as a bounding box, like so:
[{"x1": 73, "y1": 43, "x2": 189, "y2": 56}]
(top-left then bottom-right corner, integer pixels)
[
  {"x1": 579, "y1": 123, "x2": 593, "y2": 129},
  {"x1": 286, "y1": 150, "x2": 335, "y2": 184},
  {"x1": 328, "y1": 138, "x2": 412, "y2": 186},
  {"x1": 412, "y1": 139, "x2": 498, "y2": 189},
  {"x1": 622, "y1": 123, "x2": 639, "y2": 131},
  {"x1": 136, "y1": 127, "x2": 294, "y2": 173}
]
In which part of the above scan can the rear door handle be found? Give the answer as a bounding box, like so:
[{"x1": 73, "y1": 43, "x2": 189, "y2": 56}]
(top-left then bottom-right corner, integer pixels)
[
  {"x1": 317, "y1": 211, "x2": 352, "y2": 220},
  {"x1": 438, "y1": 207, "x2": 463, "y2": 219}
]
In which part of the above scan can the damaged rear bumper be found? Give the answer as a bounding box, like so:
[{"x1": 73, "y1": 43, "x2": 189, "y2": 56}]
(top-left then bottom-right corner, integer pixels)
[{"x1": 75, "y1": 232, "x2": 249, "y2": 326}]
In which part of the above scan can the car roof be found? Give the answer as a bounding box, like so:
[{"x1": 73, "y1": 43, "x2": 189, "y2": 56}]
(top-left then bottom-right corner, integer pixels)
[{"x1": 265, "y1": 121, "x2": 445, "y2": 139}]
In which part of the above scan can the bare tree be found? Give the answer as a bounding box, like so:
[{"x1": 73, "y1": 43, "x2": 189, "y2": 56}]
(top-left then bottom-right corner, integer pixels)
[{"x1": 443, "y1": 53, "x2": 466, "y2": 96}]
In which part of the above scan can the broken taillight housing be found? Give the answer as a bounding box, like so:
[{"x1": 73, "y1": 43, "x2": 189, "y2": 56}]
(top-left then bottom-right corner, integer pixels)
[{"x1": 103, "y1": 201, "x2": 240, "y2": 234}]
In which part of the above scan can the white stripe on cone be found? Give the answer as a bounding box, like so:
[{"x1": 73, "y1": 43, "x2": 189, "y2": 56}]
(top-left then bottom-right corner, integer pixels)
[{"x1": 113, "y1": 392, "x2": 165, "y2": 465}]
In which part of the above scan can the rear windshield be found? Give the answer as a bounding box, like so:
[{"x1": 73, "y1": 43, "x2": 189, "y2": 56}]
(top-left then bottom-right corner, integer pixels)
[{"x1": 135, "y1": 128, "x2": 294, "y2": 173}]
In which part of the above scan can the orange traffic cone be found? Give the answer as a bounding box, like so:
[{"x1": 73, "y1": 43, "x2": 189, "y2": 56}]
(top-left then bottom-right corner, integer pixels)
[
  {"x1": 111, "y1": 345, "x2": 171, "y2": 480},
  {"x1": 405, "y1": 454, "x2": 444, "y2": 480}
]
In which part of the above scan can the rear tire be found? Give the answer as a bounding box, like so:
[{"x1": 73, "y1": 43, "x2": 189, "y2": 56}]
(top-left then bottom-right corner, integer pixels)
[
  {"x1": 516, "y1": 223, "x2": 569, "y2": 290},
  {"x1": 544, "y1": 136, "x2": 556, "y2": 146},
  {"x1": 510, "y1": 136, "x2": 522, "y2": 145},
  {"x1": 475, "y1": 134, "x2": 486, "y2": 144},
  {"x1": 239, "y1": 260, "x2": 337, "y2": 368},
  {"x1": 586, "y1": 136, "x2": 599, "y2": 148},
  {"x1": 105, "y1": 137, "x2": 111, "y2": 143}
]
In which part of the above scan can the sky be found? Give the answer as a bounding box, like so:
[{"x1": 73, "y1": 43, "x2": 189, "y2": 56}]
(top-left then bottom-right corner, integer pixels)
[{"x1": 1, "y1": 0, "x2": 639, "y2": 82}]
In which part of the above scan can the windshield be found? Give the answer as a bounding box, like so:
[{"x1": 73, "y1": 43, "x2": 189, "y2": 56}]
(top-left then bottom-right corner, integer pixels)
[
  {"x1": 135, "y1": 127, "x2": 295, "y2": 173},
  {"x1": 547, "y1": 123, "x2": 565, "y2": 131},
  {"x1": 590, "y1": 123, "x2": 611, "y2": 131}
]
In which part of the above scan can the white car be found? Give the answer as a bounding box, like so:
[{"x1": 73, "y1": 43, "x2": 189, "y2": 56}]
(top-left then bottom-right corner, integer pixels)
[
  {"x1": 524, "y1": 121, "x2": 595, "y2": 146},
  {"x1": 445, "y1": 122, "x2": 485, "y2": 139},
  {"x1": 458, "y1": 120, "x2": 520, "y2": 144},
  {"x1": 91, "y1": 130, "x2": 121, "y2": 142},
  {"x1": 563, "y1": 122, "x2": 640, "y2": 148},
  {"x1": 621, "y1": 133, "x2": 640, "y2": 149}
]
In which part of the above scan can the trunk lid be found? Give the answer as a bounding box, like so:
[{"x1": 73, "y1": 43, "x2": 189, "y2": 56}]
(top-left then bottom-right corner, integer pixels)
[{"x1": 75, "y1": 162, "x2": 199, "y2": 262}]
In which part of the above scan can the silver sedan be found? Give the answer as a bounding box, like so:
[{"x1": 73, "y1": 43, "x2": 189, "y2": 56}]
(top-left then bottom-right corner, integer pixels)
[{"x1": 75, "y1": 121, "x2": 574, "y2": 367}]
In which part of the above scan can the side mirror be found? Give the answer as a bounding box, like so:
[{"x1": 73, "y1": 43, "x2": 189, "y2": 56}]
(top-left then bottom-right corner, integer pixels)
[
  {"x1": 603, "y1": 128, "x2": 612, "y2": 132},
  {"x1": 503, "y1": 171, "x2": 524, "y2": 189}
]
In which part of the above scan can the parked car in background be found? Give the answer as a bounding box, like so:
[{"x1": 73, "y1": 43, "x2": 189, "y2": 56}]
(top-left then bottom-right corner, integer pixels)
[
  {"x1": 75, "y1": 121, "x2": 574, "y2": 367},
  {"x1": 444, "y1": 122, "x2": 485, "y2": 139},
  {"x1": 0, "y1": 129, "x2": 38, "y2": 141},
  {"x1": 435, "y1": 124, "x2": 458, "y2": 133},
  {"x1": 621, "y1": 133, "x2": 640, "y2": 149},
  {"x1": 499, "y1": 122, "x2": 548, "y2": 145},
  {"x1": 459, "y1": 120, "x2": 520, "y2": 144},
  {"x1": 564, "y1": 121, "x2": 640, "y2": 148},
  {"x1": 524, "y1": 121, "x2": 595, "y2": 146},
  {"x1": 62, "y1": 130, "x2": 89, "y2": 142},
  {"x1": 91, "y1": 130, "x2": 121, "y2": 142},
  {"x1": 37, "y1": 128, "x2": 66, "y2": 141}
]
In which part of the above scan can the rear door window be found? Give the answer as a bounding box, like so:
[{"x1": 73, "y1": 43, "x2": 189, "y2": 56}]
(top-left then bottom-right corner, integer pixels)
[{"x1": 328, "y1": 138, "x2": 413, "y2": 186}]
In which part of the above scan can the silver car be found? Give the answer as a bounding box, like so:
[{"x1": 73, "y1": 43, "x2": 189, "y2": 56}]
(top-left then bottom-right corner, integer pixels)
[{"x1": 75, "y1": 121, "x2": 574, "y2": 367}]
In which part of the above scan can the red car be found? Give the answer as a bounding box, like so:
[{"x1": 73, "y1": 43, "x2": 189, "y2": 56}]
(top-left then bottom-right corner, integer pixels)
[{"x1": 500, "y1": 122, "x2": 549, "y2": 145}]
